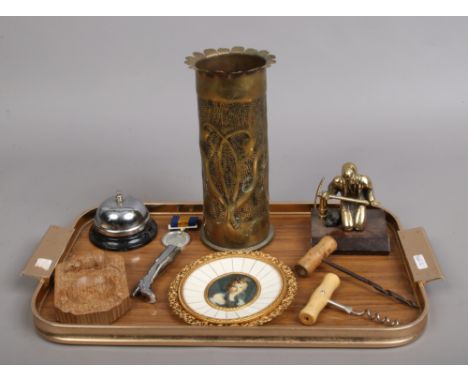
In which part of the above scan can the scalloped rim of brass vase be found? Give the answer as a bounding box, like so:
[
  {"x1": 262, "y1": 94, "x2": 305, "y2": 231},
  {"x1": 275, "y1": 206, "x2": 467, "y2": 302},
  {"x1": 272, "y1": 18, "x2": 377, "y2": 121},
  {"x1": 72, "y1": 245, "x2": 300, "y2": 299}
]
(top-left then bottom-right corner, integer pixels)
[{"x1": 185, "y1": 47, "x2": 276, "y2": 76}]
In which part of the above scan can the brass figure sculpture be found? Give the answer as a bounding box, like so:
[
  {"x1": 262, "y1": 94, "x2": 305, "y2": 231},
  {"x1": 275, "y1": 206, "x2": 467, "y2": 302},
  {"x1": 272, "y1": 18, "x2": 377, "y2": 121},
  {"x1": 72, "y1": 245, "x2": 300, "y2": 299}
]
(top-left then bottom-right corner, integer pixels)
[
  {"x1": 315, "y1": 162, "x2": 379, "y2": 231},
  {"x1": 186, "y1": 47, "x2": 276, "y2": 251}
]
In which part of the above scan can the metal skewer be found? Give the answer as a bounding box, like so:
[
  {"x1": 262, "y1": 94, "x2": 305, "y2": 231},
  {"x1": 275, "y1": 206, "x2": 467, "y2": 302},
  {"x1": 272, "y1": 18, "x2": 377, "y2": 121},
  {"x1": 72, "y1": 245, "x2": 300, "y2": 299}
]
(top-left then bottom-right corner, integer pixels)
[
  {"x1": 322, "y1": 258, "x2": 419, "y2": 309},
  {"x1": 294, "y1": 235, "x2": 420, "y2": 309}
]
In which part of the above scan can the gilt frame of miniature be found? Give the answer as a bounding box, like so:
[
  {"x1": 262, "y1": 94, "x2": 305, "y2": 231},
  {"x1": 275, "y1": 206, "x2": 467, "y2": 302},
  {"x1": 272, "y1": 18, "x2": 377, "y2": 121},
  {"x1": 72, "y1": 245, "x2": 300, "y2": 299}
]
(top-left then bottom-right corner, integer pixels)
[{"x1": 168, "y1": 251, "x2": 297, "y2": 326}]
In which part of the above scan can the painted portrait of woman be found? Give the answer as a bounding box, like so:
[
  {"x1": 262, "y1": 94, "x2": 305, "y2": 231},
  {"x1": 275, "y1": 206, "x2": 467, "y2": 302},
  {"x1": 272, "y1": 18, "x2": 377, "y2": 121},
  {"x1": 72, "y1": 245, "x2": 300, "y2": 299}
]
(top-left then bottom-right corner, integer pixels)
[{"x1": 207, "y1": 274, "x2": 258, "y2": 309}]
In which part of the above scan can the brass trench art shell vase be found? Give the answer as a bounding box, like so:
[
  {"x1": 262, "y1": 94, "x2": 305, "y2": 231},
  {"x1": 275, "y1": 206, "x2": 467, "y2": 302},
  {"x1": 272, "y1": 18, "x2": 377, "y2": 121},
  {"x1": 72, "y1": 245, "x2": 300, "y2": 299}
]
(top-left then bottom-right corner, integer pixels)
[{"x1": 186, "y1": 47, "x2": 276, "y2": 251}]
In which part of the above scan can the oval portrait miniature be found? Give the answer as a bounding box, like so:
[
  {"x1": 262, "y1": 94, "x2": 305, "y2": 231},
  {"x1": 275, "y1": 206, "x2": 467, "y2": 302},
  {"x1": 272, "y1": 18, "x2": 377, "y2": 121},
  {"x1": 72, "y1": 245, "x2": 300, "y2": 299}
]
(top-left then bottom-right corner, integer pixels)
[
  {"x1": 168, "y1": 251, "x2": 297, "y2": 326},
  {"x1": 206, "y1": 273, "x2": 260, "y2": 310}
]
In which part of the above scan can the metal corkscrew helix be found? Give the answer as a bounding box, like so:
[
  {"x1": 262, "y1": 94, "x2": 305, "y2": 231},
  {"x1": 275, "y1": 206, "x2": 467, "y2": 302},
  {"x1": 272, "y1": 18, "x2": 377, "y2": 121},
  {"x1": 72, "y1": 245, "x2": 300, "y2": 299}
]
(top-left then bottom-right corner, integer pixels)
[
  {"x1": 327, "y1": 300, "x2": 400, "y2": 327},
  {"x1": 299, "y1": 273, "x2": 401, "y2": 327}
]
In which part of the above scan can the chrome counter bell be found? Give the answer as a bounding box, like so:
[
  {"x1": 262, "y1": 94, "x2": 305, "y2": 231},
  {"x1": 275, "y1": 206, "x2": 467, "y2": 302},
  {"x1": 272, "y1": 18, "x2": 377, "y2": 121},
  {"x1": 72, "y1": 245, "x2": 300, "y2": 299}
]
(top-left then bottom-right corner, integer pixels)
[{"x1": 89, "y1": 192, "x2": 157, "y2": 251}]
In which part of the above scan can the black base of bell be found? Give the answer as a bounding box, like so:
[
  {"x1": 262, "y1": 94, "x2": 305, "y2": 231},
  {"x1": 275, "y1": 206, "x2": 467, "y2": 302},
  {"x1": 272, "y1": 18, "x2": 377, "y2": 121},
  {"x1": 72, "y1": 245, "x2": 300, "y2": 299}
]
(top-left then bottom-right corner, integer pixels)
[{"x1": 89, "y1": 219, "x2": 158, "y2": 251}]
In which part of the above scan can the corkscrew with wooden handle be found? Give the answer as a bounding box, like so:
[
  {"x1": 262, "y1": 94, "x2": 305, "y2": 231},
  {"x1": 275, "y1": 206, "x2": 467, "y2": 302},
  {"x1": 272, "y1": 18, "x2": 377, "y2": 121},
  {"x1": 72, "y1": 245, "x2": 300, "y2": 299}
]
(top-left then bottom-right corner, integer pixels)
[
  {"x1": 294, "y1": 235, "x2": 419, "y2": 309},
  {"x1": 299, "y1": 273, "x2": 400, "y2": 327}
]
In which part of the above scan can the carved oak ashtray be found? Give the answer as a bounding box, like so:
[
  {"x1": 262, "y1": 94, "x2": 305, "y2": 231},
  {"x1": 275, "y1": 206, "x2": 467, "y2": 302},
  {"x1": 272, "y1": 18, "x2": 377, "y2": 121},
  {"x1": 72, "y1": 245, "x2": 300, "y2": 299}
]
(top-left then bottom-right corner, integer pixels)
[{"x1": 54, "y1": 252, "x2": 131, "y2": 324}]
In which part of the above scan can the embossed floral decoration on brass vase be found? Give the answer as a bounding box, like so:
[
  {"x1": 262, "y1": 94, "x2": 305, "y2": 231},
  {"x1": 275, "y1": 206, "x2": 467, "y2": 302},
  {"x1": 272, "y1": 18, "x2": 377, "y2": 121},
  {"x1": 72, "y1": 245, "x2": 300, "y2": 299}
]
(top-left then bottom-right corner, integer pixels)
[{"x1": 186, "y1": 47, "x2": 276, "y2": 251}]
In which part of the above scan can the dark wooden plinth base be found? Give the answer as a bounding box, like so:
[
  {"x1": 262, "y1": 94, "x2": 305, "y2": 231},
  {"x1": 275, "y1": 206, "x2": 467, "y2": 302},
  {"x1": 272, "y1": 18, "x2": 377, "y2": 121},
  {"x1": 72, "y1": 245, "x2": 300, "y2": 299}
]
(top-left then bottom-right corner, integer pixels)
[{"x1": 311, "y1": 208, "x2": 391, "y2": 254}]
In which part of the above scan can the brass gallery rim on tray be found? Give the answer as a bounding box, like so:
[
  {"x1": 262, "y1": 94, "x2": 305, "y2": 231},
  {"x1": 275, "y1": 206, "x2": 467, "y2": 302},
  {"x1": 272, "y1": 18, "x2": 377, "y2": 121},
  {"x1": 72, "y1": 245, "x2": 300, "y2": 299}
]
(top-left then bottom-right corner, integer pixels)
[
  {"x1": 27, "y1": 203, "x2": 431, "y2": 347},
  {"x1": 168, "y1": 251, "x2": 298, "y2": 326}
]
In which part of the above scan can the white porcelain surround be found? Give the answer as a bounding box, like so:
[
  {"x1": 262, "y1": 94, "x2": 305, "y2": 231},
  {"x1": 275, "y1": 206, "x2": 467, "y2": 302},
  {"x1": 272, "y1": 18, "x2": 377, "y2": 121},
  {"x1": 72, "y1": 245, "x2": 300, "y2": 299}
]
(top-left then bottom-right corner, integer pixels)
[{"x1": 181, "y1": 257, "x2": 283, "y2": 321}]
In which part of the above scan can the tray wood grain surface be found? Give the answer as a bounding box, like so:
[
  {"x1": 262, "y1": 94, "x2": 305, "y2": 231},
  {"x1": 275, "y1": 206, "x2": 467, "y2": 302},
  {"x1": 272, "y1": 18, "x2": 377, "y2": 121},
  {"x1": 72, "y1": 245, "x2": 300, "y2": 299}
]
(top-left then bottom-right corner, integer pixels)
[{"x1": 31, "y1": 203, "x2": 427, "y2": 348}]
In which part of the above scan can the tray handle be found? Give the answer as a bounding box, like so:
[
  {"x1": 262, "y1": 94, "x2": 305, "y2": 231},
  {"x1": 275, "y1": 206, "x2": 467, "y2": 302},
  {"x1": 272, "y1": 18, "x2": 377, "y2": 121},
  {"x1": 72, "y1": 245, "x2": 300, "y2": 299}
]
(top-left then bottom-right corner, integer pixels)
[
  {"x1": 398, "y1": 227, "x2": 444, "y2": 284},
  {"x1": 22, "y1": 225, "x2": 74, "y2": 283}
]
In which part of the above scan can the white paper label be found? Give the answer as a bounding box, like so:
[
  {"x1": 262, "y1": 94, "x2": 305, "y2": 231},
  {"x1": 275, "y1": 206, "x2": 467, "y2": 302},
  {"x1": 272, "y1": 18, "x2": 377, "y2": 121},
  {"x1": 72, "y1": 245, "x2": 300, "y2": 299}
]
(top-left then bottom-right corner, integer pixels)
[
  {"x1": 35, "y1": 258, "x2": 53, "y2": 271},
  {"x1": 413, "y1": 254, "x2": 428, "y2": 270}
]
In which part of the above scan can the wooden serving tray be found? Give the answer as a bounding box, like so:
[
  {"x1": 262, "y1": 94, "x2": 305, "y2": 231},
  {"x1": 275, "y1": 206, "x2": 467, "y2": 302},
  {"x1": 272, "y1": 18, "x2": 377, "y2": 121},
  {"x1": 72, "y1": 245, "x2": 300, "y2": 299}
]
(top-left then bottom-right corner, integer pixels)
[{"x1": 28, "y1": 203, "x2": 433, "y2": 348}]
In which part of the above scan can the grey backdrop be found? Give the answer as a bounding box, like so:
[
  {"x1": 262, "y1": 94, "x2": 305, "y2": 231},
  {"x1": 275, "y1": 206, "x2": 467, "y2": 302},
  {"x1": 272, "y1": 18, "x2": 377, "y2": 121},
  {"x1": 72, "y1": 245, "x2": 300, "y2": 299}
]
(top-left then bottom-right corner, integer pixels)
[{"x1": 1, "y1": 17, "x2": 467, "y2": 364}]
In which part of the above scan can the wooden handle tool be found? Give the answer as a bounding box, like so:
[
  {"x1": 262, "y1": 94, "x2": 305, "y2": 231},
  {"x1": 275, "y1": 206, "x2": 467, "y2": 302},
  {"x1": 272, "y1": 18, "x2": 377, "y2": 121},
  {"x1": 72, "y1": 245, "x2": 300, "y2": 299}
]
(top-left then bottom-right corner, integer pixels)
[
  {"x1": 299, "y1": 272, "x2": 401, "y2": 327},
  {"x1": 294, "y1": 235, "x2": 419, "y2": 309},
  {"x1": 299, "y1": 273, "x2": 340, "y2": 325},
  {"x1": 294, "y1": 235, "x2": 337, "y2": 277}
]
